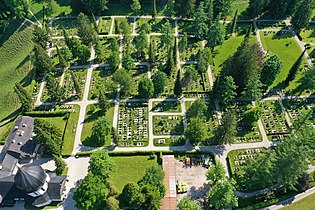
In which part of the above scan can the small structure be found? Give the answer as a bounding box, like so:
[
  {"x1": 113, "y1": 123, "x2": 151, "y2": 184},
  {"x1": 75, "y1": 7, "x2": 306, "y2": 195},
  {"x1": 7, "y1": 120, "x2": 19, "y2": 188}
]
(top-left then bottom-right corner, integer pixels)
[{"x1": 0, "y1": 116, "x2": 67, "y2": 207}]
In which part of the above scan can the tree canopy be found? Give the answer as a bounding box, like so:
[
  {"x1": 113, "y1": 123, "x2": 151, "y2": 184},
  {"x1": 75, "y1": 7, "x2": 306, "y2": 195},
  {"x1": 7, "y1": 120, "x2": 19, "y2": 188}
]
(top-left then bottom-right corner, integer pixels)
[
  {"x1": 91, "y1": 117, "x2": 112, "y2": 147},
  {"x1": 89, "y1": 150, "x2": 116, "y2": 180},
  {"x1": 138, "y1": 77, "x2": 154, "y2": 99}
]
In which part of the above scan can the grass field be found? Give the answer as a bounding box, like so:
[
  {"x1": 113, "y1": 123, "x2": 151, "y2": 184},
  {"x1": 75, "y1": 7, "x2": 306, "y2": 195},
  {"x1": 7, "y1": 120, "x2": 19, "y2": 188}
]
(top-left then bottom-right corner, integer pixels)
[
  {"x1": 0, "y1": 20, "x2": 34, "y2": 126},
  {"x1": 281, "y1": 192, "x2": 315, "y2": 210},
  {"x1": 260, "y1": 32, "x2": 306, "y2": 90},
  {"x1": 108, "y1": 156, "x2": 159, "y2": 193},
  {"x1": 228, "y1": 0, "x2": 249, "y2": 20}
]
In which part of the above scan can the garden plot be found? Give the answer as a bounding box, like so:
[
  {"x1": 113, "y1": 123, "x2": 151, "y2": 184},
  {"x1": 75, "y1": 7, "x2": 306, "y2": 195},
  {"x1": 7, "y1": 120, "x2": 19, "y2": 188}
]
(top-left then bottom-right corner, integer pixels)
[
  {"x1": 136, "y1": 18, "x2": 175, "y2": 34},
  {"x1": 181, "y1": 65, "x2": 211, "y2": 95},
  {"x1": 234, "y1": 101, "x2": 262, "y2": 143},
  {"x1": 153, "y1": 115, "x2": 184, "y2": 135},
  {"x1": 62, "y1": 69, "x2": 87, "y2": 101},
  {"x1": 98, "y1": 17, "x2": 112, "y2": 34},
  {"x1": 228, "y1": 148, "x2": 266, "y2": 191},
  {"x1": 154, "y1": 137, "x2": 185, "y2": 147},
  {"x1": 152, "y1": 100, "x2": 181, "y2": 113},
  {"x1": 41, "y1": 71, "x2": 62, "y2": 102},
  {"x1": 260, "y1": 100, "x2": 290, "y2": 141},
  {"x1": 117, "y1": 102, "x2": 149, "y2": 147},
  {"x1": 282, "y1": 98, "x2": 315, "y2": 128},
  {"x1": 52, "y1": 18, "x2": 78, "y2": 36},
  {"x1": 179, "y1": 37, "x2": 203, "y2": 61},
  {"x1": 89, "y1": 66, "x2": 116, "y2": 100}
]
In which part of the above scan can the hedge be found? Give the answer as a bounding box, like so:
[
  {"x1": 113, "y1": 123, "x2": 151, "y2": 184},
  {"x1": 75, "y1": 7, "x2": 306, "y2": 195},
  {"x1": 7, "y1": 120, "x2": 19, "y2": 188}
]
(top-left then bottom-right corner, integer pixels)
[{"x1": 24, "y1": 111, "x2": 70, "y2": 117}]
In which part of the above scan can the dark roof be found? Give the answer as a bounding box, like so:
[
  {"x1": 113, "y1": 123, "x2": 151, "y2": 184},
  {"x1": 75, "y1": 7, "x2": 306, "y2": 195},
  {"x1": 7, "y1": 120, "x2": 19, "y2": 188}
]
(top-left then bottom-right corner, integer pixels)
[
  {"x1": 25, "y1": 191, "x2": 51, "y2": 207},
  {"x1": 0, "y1": 154, "x2": 18, "y2": 179},
  {"x1": 3, "y1": 116, "x2": 36, "y2": 159},
  {"x1": 14, "y1": 165, "x2": 46, "y2": 193},
  {"x1": 47, "y1": 176, "x2": 67, "y2": 200},
  {"x1": 0, "y1": 175, "x2": 15, "y2": 203}
]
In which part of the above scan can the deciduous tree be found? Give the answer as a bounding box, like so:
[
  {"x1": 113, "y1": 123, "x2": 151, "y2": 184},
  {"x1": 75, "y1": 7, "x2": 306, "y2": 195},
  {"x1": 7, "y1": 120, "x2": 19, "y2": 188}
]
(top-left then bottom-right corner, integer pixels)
[
  {"x1": 152, "y1": 71, "x2": 168, "y2": 96},
  {"x1": 138, "y1": 77, "x2": 154, "y2": 98},
  {"x1": 91, "y1": 117, "x2": 112, "y2": 146},
  {"x1": 215, "y1": 109, "x2": 237, "y2": 145},
  {"x1": 89, "y1": 150, "x2": 116, "y2": 180},
  {"x1": 185, "y1": 117, "x2": 207, "y2": 145}
]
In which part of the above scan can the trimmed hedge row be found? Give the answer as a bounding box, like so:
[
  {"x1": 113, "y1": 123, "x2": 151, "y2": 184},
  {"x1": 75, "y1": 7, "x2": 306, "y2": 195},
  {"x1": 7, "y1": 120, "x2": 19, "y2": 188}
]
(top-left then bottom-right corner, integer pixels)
[{"x1": 24, "y1": 111, "x2": 70, "y2": 117}]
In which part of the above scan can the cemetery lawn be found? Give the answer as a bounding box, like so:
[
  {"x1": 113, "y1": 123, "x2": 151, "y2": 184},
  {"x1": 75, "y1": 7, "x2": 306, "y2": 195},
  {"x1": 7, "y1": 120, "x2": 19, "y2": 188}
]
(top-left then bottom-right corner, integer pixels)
[
  {"x1": 281, "y1": 190, "x2": 315, "y2": 210},
  {"x1": 259, "y1": 32, "x2": 306, "y2": 90},
  {"x1": 0, "y1": 20, "x2": 34, "y2": 126},
  {"x1": 81, "y1": 104, "x2": 115, "y2": 147},
  {"x1": 108, "y1": 156, "x2": 159, "y2": 193}
]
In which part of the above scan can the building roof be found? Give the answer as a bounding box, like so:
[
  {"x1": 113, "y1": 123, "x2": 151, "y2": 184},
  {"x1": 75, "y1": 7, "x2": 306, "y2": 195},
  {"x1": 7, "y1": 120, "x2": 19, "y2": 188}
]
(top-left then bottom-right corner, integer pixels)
[
  {"x1": 47, "y1": 176, "x2": 67, "y2": 200},
  {"x1": 14, "y1": 165, "x2": 47, "y2": 193},
  {"x1": 0, "y1": 154, "x2": 18, "y2": 179},
  {"x1": 3, "y1": 116, "x2": 36, "y2": 159}
]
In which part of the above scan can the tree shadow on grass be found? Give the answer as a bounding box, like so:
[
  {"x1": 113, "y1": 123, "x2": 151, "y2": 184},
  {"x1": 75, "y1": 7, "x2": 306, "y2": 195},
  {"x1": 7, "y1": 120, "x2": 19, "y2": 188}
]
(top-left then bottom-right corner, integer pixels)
[
  {"x1": 83, "y1": 109, "x2": 104, "y2": 124},
  {"x1": 0, "y1": 20, "x2": 25, "y2": 46},
  {"x1": 0, "y1": 108, "x2": 21, "y2": 126}
]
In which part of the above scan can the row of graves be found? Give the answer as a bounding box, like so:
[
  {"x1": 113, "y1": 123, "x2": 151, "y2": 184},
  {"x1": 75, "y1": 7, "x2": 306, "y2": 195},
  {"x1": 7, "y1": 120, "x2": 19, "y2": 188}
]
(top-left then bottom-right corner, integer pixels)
[
  {"x1": 153, "y1": 115, "x2": 184, "y2": 135},
  {"x1": 181, "y1": 65, "x2": 211, "y2": 95},
  {"x1": 89, "y1": 67, "x2": 116, "y2": 100},
  {"x1": 234, "y1": 101, "x2": 261, "y2": 143},
  {"x1": 52, "y1": 18, "x2": 78, "y2": 36},
  {"x1": 117, "y1": 102, "x2": 148, "y2": 147},
  {"x1": 283, "y1": 98, "x2": 315, "y2": 128},
  {"x1": 98, "y1": 17, "x2": 112, "y2": 35},
  {"x1": 154, "y1": 137, "x2": 186, "y2": 146},
  {"x1": 152, "y1": 101, "x2": 181, "y2": 113},
  {"x1": 62, "y1": 69, "x2": 86, "y2": 101},
  {"x1": 259, "y1": 100, "x2": 290, "y2": 141},
  {"x1": 179, "y1": 37, "x2": 203, "y2": 62},
  {"x1": 151, "y1": 36, "x2": 169, "y2": 62}
]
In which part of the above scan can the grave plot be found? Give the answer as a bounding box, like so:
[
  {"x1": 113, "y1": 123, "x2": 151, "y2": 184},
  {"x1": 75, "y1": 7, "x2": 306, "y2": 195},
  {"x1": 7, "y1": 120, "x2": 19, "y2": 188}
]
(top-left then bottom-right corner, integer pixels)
[
  {"x1": 178, "y1": 37, "x2": 203, "y2": 62},
  {"x1": 154, "y1": 137, "x2": 186, "y2": 147},
  {"x1": 127, "y1": 65, "x2": 149, "y2": 98},
  {"x1": 150, "y1": 36, "x2": 169, "y2": 62},
  {"x1": 181, "y1": 64, "x2": 211, "y2": 97},
  {"x1": 98, "y1": 37, "x2": 118, "y2": 63},
  {"x1": 151, "y1": 66, "x2": 176, "y2": 97},
  {"x1": 282, "y1": 98, "x2": 315, "y2": 128},
  {"x1": 117, "y1": 102, "x2": 149, "y2": 147},
  {"x1": 52, "y1": 18, "x2": 78, "y2": 36},
  {"x1": 136, "y1": 18, "x2": 175, "y2": 34},
  {"x1": 227, "y1": 148, "x2": 267, "y2": 191},
  {"x1": 256, "y1": 21, "x2": 288, "y2": 30},
  {"x1": 62, "y1": 69, "x2": 87, "y2": 101},
  {"x1": 41, "y1": 71, "x2": 62, "y2": 102},
  {"x1": 89, "y1": 66, "x2": 116, "y2": 100},
  {"x1": 113, "y1": 17, "x2": 134, "y2": 34},
  {"x1": 177, "y1": 20, "x2": 194, "y2": 35},
  {"x1": 153, "y1": 115, "x2": 184, "y2": 135},
  {"x1": 299, "y1": 23, "x2": 315, "y2": 44},
  {"x1": 98, "y1": 17, "x2": 112, "y2": 34},
  {"x1": 152, "y1": 100, "x2": 181, "y2": 113},
  {"x1": 234, "y1": 101, "x2": 262, "y2": 143},
  {"x1": 260, "y1": 100, "x2": 290, "y2": 141}
]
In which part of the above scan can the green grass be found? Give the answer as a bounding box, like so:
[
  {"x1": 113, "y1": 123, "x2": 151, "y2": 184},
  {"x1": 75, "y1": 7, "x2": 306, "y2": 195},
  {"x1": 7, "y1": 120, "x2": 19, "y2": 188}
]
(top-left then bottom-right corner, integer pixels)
[
  {"x1": 0, "y1": 20, "x2": 34, "y2": 122},
  {"x1": 228, "y1": 0, "x2": 250, "y2": 20},
  {"x1": 260, "y1": 32, "x2": 306, "y2": 90},
  {"x1": 280, "y1": 192, "x2": 315, "y2": 210},
  {"x1": 62, "y1": 105, "x2": 80, "y2": 156},
  {"x1": 108, "y1": 156, "x2": 159, "y2": 193},
  {"x1": 299, "y1": 24, "x2": 315, "y2": 44},
  {"x1": 81, "y1": 104, "x2": 114, "y2": 147}
]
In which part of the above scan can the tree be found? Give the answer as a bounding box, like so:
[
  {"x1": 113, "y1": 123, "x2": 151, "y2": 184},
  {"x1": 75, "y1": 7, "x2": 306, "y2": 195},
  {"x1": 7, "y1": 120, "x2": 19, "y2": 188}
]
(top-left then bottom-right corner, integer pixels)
[
  {"x1": 149, "y1": 41, "x2": 156, "y2": 63},
  {"x1": 77, "y1": 13, "x2": 97, "y2": 45},
  {"x1": 57, "y1": 46, "x2": 73, "y2": 68},
  {"x1": 131, "y1": 0, "x2": 141, "y2": 15},
  {"x1": 217, "y1": 76, "x2": 237, "y2": 107},
  {"x1": 182, "y1": 0, "x2": 196, "y2": 18},
  {"x1": 208, "y1": 179, "x2": 238, "y2": 209},
  {"x1": 207, "y1": 21, "x2": 226, "y2": 51},
  {"x1": 178, "y1": 196, "x2": 201, "y2": 210},
  {"x1": 179, "y1": 33, "x2": 188, "y2": 57},
  {"x1": 46, "y1": 74, "x2": 65, "y2": 101},
  {"x1": 109, "y1": 39, "x2": 120, "y2": 71},
  {"x1": 34, "y1": 119, "x2": 63, "y2": 156},
  {"x1": 160, "y1": 20, "x2": 174, "y2": 50},
  {"x1": 73, "y1": 173, "x2": 109, "y2": 210},
  {"x1": 53, "y1": 155, "x2": 66, "y2": 176},
  {"x1": 4, "y1": 0, "x2": 30, "y2": 18},
  {"x1": 174, "y1": 69, "x2": 182, "y2": 97},
  {"x1": 243, "y1": 107, "x2": 261, "y2": 127},
  {"x1": 164, "y1": 48, "x2": 175, "y2": 76},
  {"x1": 242, "y1": 73, "x2": 263, "y2": 101},
  {"x1": 204, "y1": 0, "x2": 214, "y2": 21},
  {"x1": 296, "y1": 65, "x2": 315, "y2": 92},
  {"x1": 215, "y1": 109, "x2": 237, "y2": 145},
  {"x1": 231, "y1": 9, "x2": 238, "y2": 34},
  {"x1": 187, "y1": 99, "x2": 207, "y2": 119},
  {"x1": 164, "y1": 0, "x2": 175, "y2": 16},
  {"x1": 33, "y1": 26, "x2": 49, "y2": 48},
  {"x1": 95, "y1": 38, "x2": 106, "y2": 62},
  {"x1": 80, "y1": 0, "x2": 109, "y2": 14},
  {"x1": 77, "y1": 44, "x2": 91, "y2": 64},
  {"x1": 89, "y1": 150, "x2": 116, "y2": 180},
  {"x1": 152, "y1": 0, "x2": 157, "y2": 18},
  {"x1": 261, "y1": 55, "x2": 282, "y2": 87},
  {"x1": 14, "y1": 83, "x2": 32, "y2": 112},
  {"x1": 193, "y1": 2, "x2": 208, "y2": 40},
  {"x1": 135, "y1": 30, "x2": 149, "y2": 59},
  {"x1": 214, "y1": 0, "x2": 232, "y2": 19},
  {"x1": 206, "y1": 162, "x2": 226, "y2": 186},
  {"x1": 285, "y1": 50, "x2": 305, "y2": 85},
  {"x1": 185, "y1": 117, "x2": 207, "y2": 145},
  {"x1": 122, "y1": 53, "x2": 135, "y2": 71},
  {"x1": 291, "y1": 0, "x2": 314, "y2": 33},
  {"x1": 152, "y1": 71, "x2": 168, "y2": 96},
  {"x1": 106, "y1": 196, "x2": 119, "y2": 210},
  {"x1": 181, "y1": 65, "x2": 198, "y2": 89},
  {"x1": 119, "y1": 18, "x2": 131, "y2": 36},
  {"x1": 248, "y1": 0, "x2": 268, "y2": 18},
  {"x1": 120, "y1": 183, "x2": 144, "y2": 209},
  {"x1": 197, "y1": 48, "x2": 211, "y2": 73},
  {"x1": 138, "y1": 77, "x2": 154, "y2": 98},
  {"x1": 34, "y1": 44, "x2": 54, "y2": 79},
  {"x1": 112, "y1": 68, "x2": 133, "y2": 95},
  {"x1": 91, "y1": 117, "x2": 112, "y2": 146}
]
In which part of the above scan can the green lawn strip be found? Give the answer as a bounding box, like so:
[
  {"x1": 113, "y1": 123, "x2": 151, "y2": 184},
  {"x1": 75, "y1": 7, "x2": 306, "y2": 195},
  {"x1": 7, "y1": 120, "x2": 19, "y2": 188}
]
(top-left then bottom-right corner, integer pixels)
[
  {"x1": 154, "y1": 137, "x2": 186, "y2": 147},
  {"x1": 153, "y1": 115, "x2": 184, "y2": 135},
  {"x1": 25, "y1": 201, "x2": 62, "y2": 210},
  {"x1": 0, "y1": 20, "x2": 34, "y2": 122},
  {"x1": 61, "y1": 105, "x2": 80, "y2": 156},
  {"x1": 81, "y1": 104, "x2": 114, "y2": 147},
  {"x1": 108, "y1": 156, "x2": 159, "y2": 193},
  {"x1": 281, "y1": 192, "x2": 315, "y2": 210},
  {"x1": 259, "y1": 31, "x2": 307, "y2": 90},
  {"x1": 152, "y1": 100, "x2": 182, "y2": 113},
  {"x1": 0, "y1": 121, "x2": 15, "y2": 145}
]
